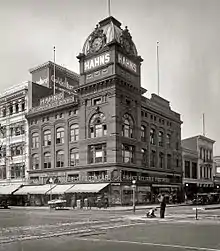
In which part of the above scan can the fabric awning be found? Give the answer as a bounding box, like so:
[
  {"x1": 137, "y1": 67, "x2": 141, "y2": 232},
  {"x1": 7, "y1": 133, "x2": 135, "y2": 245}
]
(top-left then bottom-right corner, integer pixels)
[
  {"x1": 46, "y1": 184, "x2": 75, "y2": 194},
  {"x1": 0, "y1": 184, "x2": 22, "y2": 195},
  {"x1": 14, "y1": 184, "x2": 56, "y2": 195},
  {"x1": 65, "y1": 183, "x2": 109, "y2": 193}
]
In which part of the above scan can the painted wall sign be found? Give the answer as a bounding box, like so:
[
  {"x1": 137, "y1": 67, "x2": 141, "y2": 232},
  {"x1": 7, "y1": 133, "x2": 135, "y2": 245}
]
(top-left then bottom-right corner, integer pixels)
[
  {"x1": 51, "y1": 75, "x2": 75, "y2": 91},
  {"x1": 40, "y1": 92, "x2": 64, "y2": 106},
  {"x1": 118, "y1": 53, "x2": 137, "y2": 73},
  {"x1": 84, "y1": 52, "x2": 110, "y2": 72}
]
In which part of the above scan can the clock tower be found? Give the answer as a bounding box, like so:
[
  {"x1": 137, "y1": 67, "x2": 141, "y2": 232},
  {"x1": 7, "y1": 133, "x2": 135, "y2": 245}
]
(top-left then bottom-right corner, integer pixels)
[{"x1": 76, "y1": 16, "x2": 146, "y2": 203}]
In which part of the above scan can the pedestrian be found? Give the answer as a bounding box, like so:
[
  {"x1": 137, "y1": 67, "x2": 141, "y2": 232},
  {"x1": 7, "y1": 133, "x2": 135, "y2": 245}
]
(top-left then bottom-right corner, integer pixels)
[
  {"x1": 159, "y1": 194, "x2": 166, "y2": 218},
  {"x1": 146, "y1": 207, "x2": 157, "y2": 218}
]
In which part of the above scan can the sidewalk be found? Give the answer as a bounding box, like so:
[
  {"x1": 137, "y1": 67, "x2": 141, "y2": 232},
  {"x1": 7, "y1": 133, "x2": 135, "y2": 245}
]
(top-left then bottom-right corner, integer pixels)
[
  {"x1": 9, "y1": 203, "x2": 220, "y2": 211},
  {"x1": 10, "y1": 203, "x2": 189, "y2": 211}
]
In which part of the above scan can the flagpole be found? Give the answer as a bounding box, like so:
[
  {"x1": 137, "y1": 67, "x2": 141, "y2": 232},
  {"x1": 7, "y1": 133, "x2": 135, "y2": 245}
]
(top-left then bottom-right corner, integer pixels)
[
  {"x1": 156, "y1": 41, "x2": 160, "y2": 96},
  {"x1": 203, "y1": 113, "x2": 205, "y2": 136},
  {"x1": 53, "y1": 46, "x2": 56, "y2": 96},
  {"x1": 108, "y1": 0, "x2": 111, "y2": 16}
]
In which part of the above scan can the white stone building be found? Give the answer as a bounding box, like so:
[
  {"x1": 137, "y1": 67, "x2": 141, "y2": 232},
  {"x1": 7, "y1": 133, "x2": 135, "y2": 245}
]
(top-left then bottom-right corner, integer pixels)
[{"x1": 0, "y1": 82, "x2": 29, "y2": 185}]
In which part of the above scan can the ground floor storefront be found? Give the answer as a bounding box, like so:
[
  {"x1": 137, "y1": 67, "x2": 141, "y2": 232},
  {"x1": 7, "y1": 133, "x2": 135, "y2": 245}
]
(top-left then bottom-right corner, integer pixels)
[{"x1": 10, "y1": 167, "x2": 184, "y2": 206}]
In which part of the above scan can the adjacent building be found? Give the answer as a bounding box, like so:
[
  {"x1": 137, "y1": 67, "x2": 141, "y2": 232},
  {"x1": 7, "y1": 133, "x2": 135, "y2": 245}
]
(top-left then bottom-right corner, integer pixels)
[
  {"x1": 0, "y1": 82, "x2": 29, "y2": 185},
  {"x1": 26, "y1": 16, "x2": 183, "y2": 205},
  {"x1": 213, "y1": 156, "x2": 220, "y2": 191},
  {"x1": 182, "y1": 135, "x2": 215, "y2": 197}
]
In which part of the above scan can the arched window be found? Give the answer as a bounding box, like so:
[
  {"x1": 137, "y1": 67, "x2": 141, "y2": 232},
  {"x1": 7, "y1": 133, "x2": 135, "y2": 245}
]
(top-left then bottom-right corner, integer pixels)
[
  {"x1": 70, "y1": 148, "x2": 79, "y2": 166},
  {"x1": 32, "y1": 153, "x2": 39, "y2": 170},
  {"x1": 89, "y1": 113, "x2": 107, "y2": 138},
  {"x1": 44, "y1": 152, "x2": 51, "y2": 169},
  {"x1": 56, "y1": 127, "x2": 64, "y2": 144},
  {"x1": 43, "y1": 130, "x2": 51, "y2": 146},
  {"x1": 122, "y1": 114, "x2": 133, "y2": 138},
  {"x1": 56, "y1": 150, "x2": 64, "y2": 167},
  {"x1": 70, "y1": 124, "x2": 79, "y2": 142},
  {"x1": 141, "y1": 125, "x2": 146, "y2": 141},
  {"x1": 31, "y1": 132, "x2": 39, "y2": 148}
]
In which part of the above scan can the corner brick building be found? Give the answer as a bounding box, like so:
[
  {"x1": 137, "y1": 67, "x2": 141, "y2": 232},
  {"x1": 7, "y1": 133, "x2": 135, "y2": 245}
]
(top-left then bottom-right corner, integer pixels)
[{"x1": 27, "y1": 16, "x2": 183, "y2": 205}]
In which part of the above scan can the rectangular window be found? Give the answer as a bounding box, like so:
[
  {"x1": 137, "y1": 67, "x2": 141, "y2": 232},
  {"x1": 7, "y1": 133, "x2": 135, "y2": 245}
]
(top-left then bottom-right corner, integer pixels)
[
  {"x1": 10, "y1": 164, "x2": 25, "y2": 179},
  {"x1": 192, "y1": 162, "x2": 197, "y2": 179},
  {"x1": 122, "y1": 144, "x2": 134, "y2": 164},
  {"x1": 159, "y1": 152, "x2": 164, "y2": 168},
  {"x1": 150, "y1": 150, "x2": 156, "y2": 167},
  {"x1": 70, "y1": 152, "x2": 79, "y2": 166},
  {"x1": 166, "y1": 134, "x2": 171, "y2": 147},
  {"x1": 141, "y1": 148, "x2": 147, "y2": 165},
  {"x1": 89, "y1": 144, "x2": 107, "y2": 164},
  {"x1": 67, "y1": 174, "x2": 79, "y2": 182},
  {"x1": 150, "y1": 129, "x2": 155, "y2": 145},
  {"x1": 167, "y1": 154, "x2": 172, "y2": 169},
  {"x1": 0, "y1": 147, "x2": 6, "y2": 158},
  {"x1": 93, "y1": 97, "x2": 102, "y2": 105},
  {"x1": 184, "y1": 161, "x2": 190, "y2": 178}
]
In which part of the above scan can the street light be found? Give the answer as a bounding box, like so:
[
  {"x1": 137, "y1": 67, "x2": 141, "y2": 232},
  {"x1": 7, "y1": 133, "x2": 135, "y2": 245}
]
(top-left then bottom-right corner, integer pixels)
[
  {"x1": 132, "y1": 179, "x2": 136, "y2": 213},
  {"x1": 49, "y1": 177, "x2": 53, "y2": 202}
]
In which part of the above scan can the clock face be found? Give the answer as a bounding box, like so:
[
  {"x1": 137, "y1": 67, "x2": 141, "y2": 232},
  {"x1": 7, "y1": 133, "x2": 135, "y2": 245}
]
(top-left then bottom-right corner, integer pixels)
[{"x1": 92, "y1": 37, "x2": 103, "y2": 52}]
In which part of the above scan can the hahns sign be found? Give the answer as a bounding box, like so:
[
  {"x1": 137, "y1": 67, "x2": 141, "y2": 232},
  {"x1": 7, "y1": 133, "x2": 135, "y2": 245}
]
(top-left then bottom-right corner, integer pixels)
[
  {"x1": 83, "y1": 52, "x2": 137, "y2": 74},
  {"x1": 84, "y1": 52, "x2": 110, "y2": 72}
]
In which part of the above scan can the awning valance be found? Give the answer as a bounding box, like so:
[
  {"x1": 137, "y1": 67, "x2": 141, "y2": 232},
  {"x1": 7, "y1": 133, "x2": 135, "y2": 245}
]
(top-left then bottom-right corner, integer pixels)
[
  {"x1": 14, "y1": 184, "x2": 56, "y2": 195},
  {"x1": 65, "y1": 183, "x2": 109, "y2": 193},
  {"x1": 46, "y1": 184, "x2": 75, "y2": 194},
  {"x1": 0, "y1": 184, "x2": 22, "y2": 195}
]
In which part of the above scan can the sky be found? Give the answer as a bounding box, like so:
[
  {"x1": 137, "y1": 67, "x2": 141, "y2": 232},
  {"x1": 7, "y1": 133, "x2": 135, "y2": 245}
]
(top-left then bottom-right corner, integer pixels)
[{"x1": 0, "y1": 0, "x2": 220, "y2": 153}]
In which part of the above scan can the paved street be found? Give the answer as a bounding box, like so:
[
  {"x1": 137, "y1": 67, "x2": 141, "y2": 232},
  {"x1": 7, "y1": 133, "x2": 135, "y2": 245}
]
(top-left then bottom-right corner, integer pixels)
[{"x1": 0, "y1": 205, "x2": 220, "y2": 250}]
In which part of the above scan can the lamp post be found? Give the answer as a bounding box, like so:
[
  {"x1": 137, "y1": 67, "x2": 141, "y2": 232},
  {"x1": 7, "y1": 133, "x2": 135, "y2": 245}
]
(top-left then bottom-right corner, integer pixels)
[
  {"x1": 132, "y1": 179, "x2": 136, "y2": 213},
  {"x1": 49, "y1": 177, "x2": 53, "y2": 202}
]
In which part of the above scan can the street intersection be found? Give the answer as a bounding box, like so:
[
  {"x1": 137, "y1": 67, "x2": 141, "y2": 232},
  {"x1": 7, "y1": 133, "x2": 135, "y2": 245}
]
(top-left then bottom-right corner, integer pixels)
[{"x1": 0, "y1": 205, "x2": 220, "y2": 251}]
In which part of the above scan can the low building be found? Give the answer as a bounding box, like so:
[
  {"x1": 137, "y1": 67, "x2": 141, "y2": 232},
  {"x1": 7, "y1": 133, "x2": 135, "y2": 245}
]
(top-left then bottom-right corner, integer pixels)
[
  {"x1": 182, "y1": 135, "x2": 215, "y2": 197},
  {"x1": 182, "y1": 147, "x2": 198, "y2": 199},
  {"x1": 26, "y1": 15, "x2": 183, "y2": 206},
  {"x1": 0, "y1": 82, "x2": 29, "y2": 186},
  {"x1": 213, "y1": 156, "x2": 220, "y2": 191}
]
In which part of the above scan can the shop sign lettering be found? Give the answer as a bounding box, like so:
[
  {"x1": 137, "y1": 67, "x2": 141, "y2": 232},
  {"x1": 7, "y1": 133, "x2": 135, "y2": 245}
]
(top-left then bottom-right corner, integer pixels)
[
  {"x1": 84, "y1": 53, "x2": 111, "y2": 72},
  {"x1": 51, "y1": 75, "x2": 75, "y2": 91},
  {"x1": 118, "y1": 53, "x2": 137, "y2": 73},
  {"x1": 40, "y1": 92, "x2": 64, "y2": 106}
]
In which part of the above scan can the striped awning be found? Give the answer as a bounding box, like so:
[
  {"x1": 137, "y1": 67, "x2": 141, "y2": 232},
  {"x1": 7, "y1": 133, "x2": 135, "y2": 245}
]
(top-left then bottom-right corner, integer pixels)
[
  {"x1": 14, "y1": 184, "x2": 56, "y2": 195},
  {"x1": 45, "y1": 184, "x2": 75, "y2": 194},
  {"x1": 65, "y1": 183, "x2": 109, "y2": 193},
  {"x1": 0, "y1": 184, "x2": 22, "y2": 195}
]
